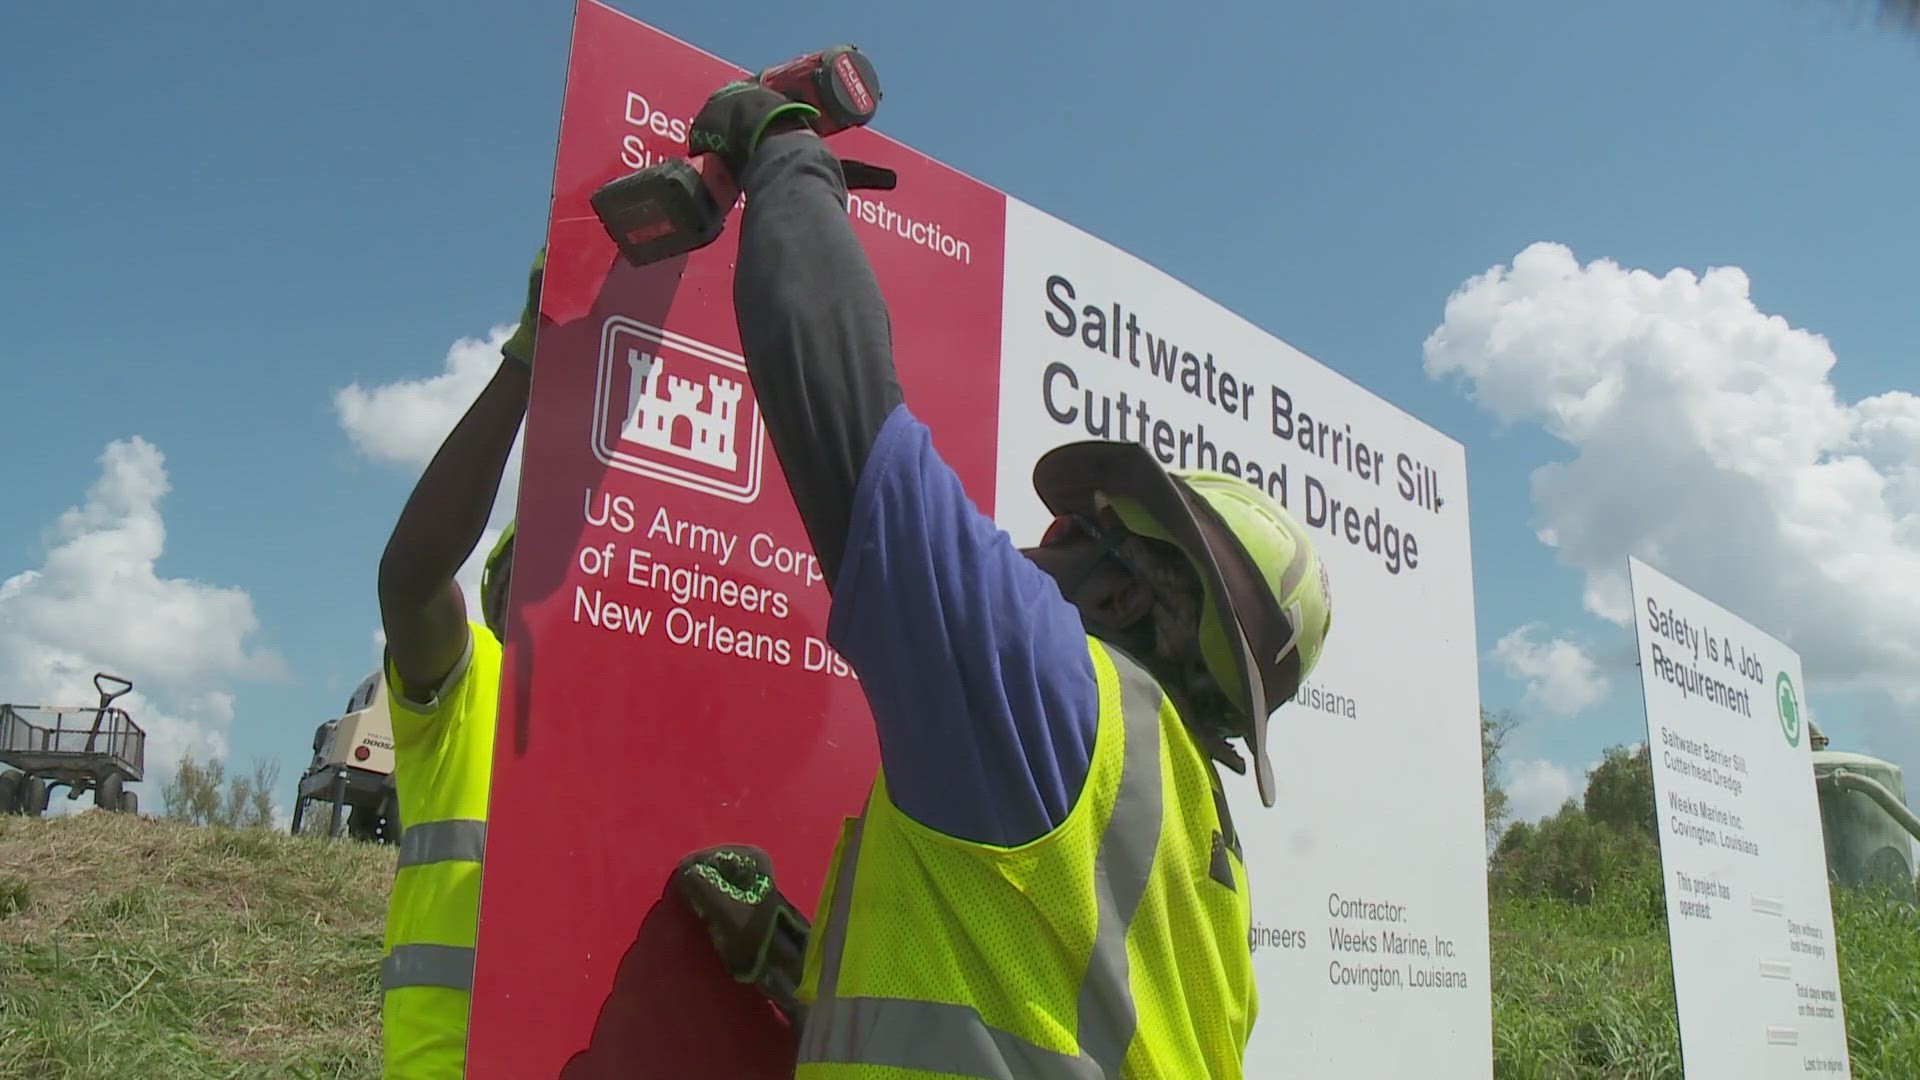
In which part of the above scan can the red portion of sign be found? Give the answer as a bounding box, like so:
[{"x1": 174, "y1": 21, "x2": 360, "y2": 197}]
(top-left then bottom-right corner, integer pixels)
[{"x1": 466, "y1": 3, "x2": 1009, "y2": 1075}]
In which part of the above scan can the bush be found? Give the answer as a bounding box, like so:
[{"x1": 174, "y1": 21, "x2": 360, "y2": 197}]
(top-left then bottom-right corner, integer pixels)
[
  {"x1": 1584, "y1": 743, "x2": 1657, "y2": 838},
  {"x1": 1492, "y1": 799, "x2": 1663, "y2": 904},
  {"x1": 1490, "y1": 739, "x2": 1665, "y2": 905},
  {"x1": 161, "y1": 754, "x2": 281, "y2": 829},
  {"x1": 1483, "y1": 708, "x2": 1522, "y2": 847}
]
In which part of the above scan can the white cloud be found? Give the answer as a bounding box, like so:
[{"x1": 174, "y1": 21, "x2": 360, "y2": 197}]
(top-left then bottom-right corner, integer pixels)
[
  {"x1": 334, "y1": 325, "x2": 523, "y2": 606},
  {"x1": 1491, "y1": 623, "x2": 1610, "y2": 718},
  {"x1": 1426, "y1": 242, "x2": 1920, "y2": 769},
  {"x1": 1504, "y1": 758, "x2": 1585, "y2": 826},
  {"x1": 0, "y1": 438, "x2": 281, "y2": 812},
  {"x1": 334, "y1": 325, "x2": 517, "y2": 467}
]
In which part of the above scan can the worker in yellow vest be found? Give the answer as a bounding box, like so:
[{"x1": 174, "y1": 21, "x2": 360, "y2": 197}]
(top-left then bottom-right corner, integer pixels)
[
  {"x1": 373, "y1": 252, "x2": 543, "y2": 1078},
  {"x1": 671, "y1": 76, "x2": 1334, "y2": 1078}
]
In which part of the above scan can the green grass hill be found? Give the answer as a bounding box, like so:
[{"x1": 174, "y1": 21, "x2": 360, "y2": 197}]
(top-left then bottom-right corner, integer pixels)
[{"x1": 1, "y1": 812, "x2": 1916, "y2": 1078}]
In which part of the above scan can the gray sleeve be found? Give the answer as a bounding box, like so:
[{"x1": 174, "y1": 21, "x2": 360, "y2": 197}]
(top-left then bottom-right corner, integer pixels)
[{"x1": 732, "y1": 131, "x2": 904, "y2": 591}]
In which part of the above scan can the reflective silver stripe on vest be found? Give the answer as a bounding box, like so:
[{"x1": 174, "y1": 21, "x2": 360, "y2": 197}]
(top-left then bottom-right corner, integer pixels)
[
  {"x1": 381, "y1": 942, "x2": 476, "y2": 992},
  {"x1": 397, "y1": 818, "x2": 487, "y2": 869},
  {"x1": 798, "y1": 652, "x2": 1166, "y2": 1078}
]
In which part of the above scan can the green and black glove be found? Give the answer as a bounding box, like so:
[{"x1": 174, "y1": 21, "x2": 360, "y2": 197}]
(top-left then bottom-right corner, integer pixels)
[
  {"x1": 499, "y1": 247, "x2": 546, "y2": 369},
  {"x1": 689, "y1": 81, "x2": 821, "y2": 176},
  {"x1": 671, "y1": 843, "x2": 813, "y2": 1028},
  {"x1": 690, "y1": 79, "x2": 898, "y2": 193}
]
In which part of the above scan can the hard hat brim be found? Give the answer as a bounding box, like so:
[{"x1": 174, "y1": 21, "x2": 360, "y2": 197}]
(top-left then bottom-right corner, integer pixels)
[{"x1": 1032, "y1": 441, "x2": 1279, "y2": 808}]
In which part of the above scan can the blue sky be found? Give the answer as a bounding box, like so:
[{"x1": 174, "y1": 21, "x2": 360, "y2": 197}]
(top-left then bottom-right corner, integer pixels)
[{"x1": 2, "y1": 0, "x2": 1915, "y2": 824}]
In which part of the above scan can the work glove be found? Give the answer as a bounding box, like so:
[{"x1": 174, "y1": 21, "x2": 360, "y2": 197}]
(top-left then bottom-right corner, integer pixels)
[
  {"x1": 689, "y1": 81, "x2": 821, "y2": 175},
  {"x1": 671, "y1": 843, "x2": 813, "y2": 1027},
  {"x1": 499, "y1": 247, "x2": 546, "y2": 369},
  {"x1": 690, "y1": 80, "x2": 898, "y2": 194}
]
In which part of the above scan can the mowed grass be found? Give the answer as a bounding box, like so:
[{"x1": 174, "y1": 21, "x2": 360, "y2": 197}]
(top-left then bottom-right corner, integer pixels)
[
  {"x1": 0, "y1": 811, "x2": 394, "y2": 1079},
  {"x1": 0, "y1": 813, "x2": 1915, "y2": 1078}
]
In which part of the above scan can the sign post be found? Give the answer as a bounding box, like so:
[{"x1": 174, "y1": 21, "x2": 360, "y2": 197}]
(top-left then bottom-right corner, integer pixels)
[
  {"x1": 1628, "y1": 556, "x2": 1851, "y2": 1078},
  {"x1": 466, "y1": 3, "x2": 1492, "y2": 1075}
]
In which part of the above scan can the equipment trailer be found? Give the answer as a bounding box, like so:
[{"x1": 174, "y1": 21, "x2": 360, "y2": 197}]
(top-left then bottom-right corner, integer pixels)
[{"x1": 0, "y1": 673, "x2": 145, "y2": 816}]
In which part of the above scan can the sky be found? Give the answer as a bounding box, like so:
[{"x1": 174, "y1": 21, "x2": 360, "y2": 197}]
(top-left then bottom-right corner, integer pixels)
[{"x1": 1, "y1": 0, "x2": 1915, "y2": 830}]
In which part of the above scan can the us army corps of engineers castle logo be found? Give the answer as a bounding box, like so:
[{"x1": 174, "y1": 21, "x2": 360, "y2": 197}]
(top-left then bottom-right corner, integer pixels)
[{"x1": 593, "y1": 316, "x2": 767, "y2": 503}]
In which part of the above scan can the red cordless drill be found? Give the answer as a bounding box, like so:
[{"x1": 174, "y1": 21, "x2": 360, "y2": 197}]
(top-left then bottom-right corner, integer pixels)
[{"x1": 591, "y1": 45, "x2": 888, "y2": 268}]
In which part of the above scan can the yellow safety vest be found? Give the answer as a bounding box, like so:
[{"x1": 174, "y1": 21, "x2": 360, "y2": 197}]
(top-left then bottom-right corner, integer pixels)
[
  {"x1": 380, "y1": 621, "x2": 499, "y2": 1079},
  {"x1": 793, "y1": 637, "x2": 1258, "y2": 1079}
]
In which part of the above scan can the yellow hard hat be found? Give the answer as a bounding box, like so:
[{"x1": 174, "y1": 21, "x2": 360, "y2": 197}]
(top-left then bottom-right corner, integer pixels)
[{"x1": 1033, "y1": 441, "x2": 1332, "y2": 808}]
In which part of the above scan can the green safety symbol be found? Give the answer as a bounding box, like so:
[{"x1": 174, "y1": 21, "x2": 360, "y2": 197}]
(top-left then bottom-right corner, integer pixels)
[{"x1": 1776, "y1": 671, "x2": 1802, "y2": 748}]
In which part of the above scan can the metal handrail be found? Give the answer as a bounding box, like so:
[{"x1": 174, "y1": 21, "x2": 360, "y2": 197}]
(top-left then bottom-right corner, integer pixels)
[
  {"x1": 0, "y1": 702, "x2": 145, "y2": 772},
  {"x1": 1819, "y1": 768, "x2": 1920, "y2": 844}
]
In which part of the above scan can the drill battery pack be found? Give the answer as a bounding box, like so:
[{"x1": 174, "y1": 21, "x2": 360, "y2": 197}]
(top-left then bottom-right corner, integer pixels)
[{"x1": 589, "y1": 155, "x2": 737, "y2": 268}]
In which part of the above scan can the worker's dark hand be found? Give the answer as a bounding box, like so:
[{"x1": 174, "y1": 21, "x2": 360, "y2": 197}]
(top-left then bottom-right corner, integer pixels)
[
  {"x1": 690, "y1": 81, "x2": 820, "y2": 176},
  {"x1": 499, "y1": 247, "x2": 546, "y2": 369},
  {"x1": 672, "y1": 844, "x2": 812, "y2": 1025}
]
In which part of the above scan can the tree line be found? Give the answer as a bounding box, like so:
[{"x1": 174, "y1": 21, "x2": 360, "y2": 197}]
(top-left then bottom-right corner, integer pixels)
[
  {"x1": 1482, "y1": 708, "x2": 1665, "y2": 906},
  {"x1": 160, "y1": 753, "x2": 283, "y2": 830}
]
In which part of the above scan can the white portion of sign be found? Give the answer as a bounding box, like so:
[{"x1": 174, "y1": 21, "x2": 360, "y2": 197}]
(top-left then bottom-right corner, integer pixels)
[
  {"x1": 623, "y1": 351, "x2": 744, "y2": 471},
  {"x1": 1627, "y1": 557, "x2": 1851, "y2": 1078},
  {"x1": 995, "y1": 198, "x2": 1492, "y2": 1077}
]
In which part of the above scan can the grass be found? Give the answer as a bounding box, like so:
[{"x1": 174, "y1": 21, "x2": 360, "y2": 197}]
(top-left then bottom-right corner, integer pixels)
[
  {"x1": 0, "y1": 811, "x2": 394, "y2": 1079},
  {"x1": 0, "y1": 813, "x2": 1915, "y2": 1078},
  {"x1": 1492, "y1": 880, "x2": 1688, "y2": 1078},
  {"x1": 1492, "y1": 870, "x2": 1920, "y2": 1078}
]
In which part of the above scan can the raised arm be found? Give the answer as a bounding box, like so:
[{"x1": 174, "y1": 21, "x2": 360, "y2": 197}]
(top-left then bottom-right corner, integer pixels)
[
  {"x1": 731, "y1": 128, "x2": 901, "y2": 587},
  {"x1": 377, "y1": 256, "x2": 541, "y2": 697},
  {"x1": 714, "y1": 97, "x2": 1098, "y2": 847}
]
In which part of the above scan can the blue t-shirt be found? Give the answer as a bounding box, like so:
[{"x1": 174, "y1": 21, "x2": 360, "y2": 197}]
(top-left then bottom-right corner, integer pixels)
[{"x1": 825, "y1": 404, "x2": 1100, "y2": 847}]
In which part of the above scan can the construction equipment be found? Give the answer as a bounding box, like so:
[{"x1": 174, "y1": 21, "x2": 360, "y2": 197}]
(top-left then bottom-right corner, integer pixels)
[
  {"x1": 1809, "y1": 720, "x2": 1919, "y2": 902},
  {"x1": 0, "y1": 673, "x2": 145, "y2": 816},
  {"x1": 591, "y1": 44, "x2": 890, "y2": 267},
  {"x1": 290, "y1": 668, "x2": 401, "y2": 843}
]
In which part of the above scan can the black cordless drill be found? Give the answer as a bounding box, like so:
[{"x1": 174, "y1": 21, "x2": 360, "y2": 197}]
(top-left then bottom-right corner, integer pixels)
[{"x1": 591, "y1": 45, "x2": 888, "y2": 268}]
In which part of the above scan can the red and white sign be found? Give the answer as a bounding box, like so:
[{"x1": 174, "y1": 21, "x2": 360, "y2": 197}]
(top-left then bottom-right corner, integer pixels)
[
  {"x1": 591, "y1": 317, "x2": 767, "y2": 503},
  {"x1": 471, "y1": 5, "x2": 1002, "y2": 1077},
  {"x1": 473, "y1": 3, "x2": 1490, "y2": 1077}
]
